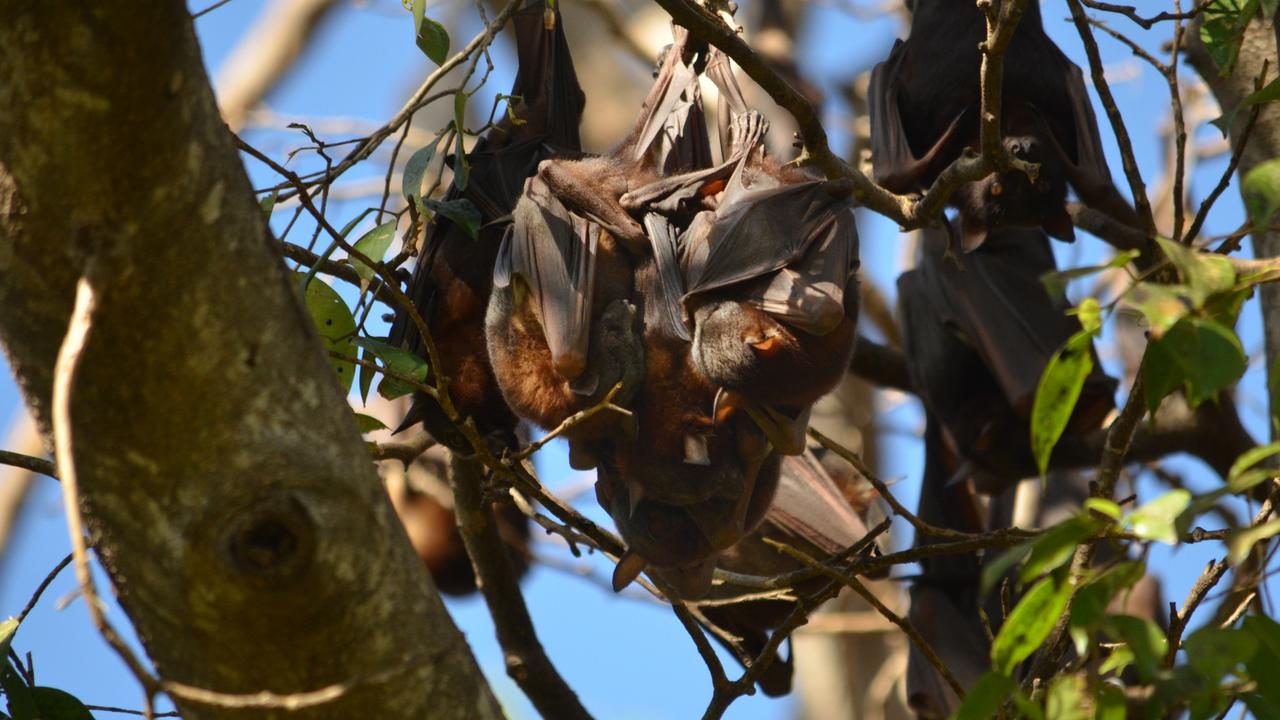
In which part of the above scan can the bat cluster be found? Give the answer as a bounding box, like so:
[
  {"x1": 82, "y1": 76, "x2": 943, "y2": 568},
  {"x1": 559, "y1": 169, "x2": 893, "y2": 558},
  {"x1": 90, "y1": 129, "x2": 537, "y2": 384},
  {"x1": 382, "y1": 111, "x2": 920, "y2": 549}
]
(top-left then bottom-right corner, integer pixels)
[
  {"x1": 870, "y1": 2, "x2": 1135, "y2": 716},
  {"x1": 389, "y1": 1, "x2": 868, "y2": 675},
  {"x1": 486, "y1": 27, "x2": 863, "y2": 600}
]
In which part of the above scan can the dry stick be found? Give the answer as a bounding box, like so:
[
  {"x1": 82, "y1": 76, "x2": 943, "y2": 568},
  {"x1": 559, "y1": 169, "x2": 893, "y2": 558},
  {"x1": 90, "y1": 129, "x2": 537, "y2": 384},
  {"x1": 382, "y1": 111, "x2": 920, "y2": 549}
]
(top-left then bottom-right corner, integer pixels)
[
  {"x1": 275, "y1": 0, "x2": 524, "y2": 202},
  {"x1": 1078, "y1": 0, "x2": 1216, "y2": 30},
  {"x1": 1066, "y1": 0, "x2": 1158, "y2": 236},
  {"x1": 16, "y1": 552, "x2": 72, "y2": 625},
  {"x1": 52, "y1": 277, "x2": 161, "y2": 720},
  {"x1": 370, "y1": 432, "x2": 438, "y2": 465},
  {"x1": 1085, "y1": 12, "x2": 1189, "y2": 240},
  {"x1": 0, "y1": 450, "x2": 55, "y2": 479},
  {"x1": 449, "y1": 455, "x2": 592, "y2": 720},
  {"x1": 1164, "y1": 559, "x2": 1230, "y2": 667},
  {"x1": 766, "y1": 538, "x2": 966, "y2": 699},
  {"x1": 513, "y1": 383, "x2": 627, "y2": 461}
]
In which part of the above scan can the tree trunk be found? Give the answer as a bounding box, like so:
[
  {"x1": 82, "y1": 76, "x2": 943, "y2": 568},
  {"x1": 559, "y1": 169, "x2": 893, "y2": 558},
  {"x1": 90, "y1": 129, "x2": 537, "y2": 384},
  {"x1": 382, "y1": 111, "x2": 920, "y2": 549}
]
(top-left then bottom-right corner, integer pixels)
[
  {"x1": 0, "y1": 4, "x2": 501, "y2": 719},
  {"x1": 1187, "y1": 12, "x2": 1280, "y2": 437}
]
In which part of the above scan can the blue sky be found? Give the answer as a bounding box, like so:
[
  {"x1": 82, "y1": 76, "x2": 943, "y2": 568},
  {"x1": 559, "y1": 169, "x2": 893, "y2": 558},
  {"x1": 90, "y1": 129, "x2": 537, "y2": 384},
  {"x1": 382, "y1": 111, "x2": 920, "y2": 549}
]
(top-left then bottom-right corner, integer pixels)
[{"x1": 0, "y1": 1, "x2": 1272, "y2": 718}]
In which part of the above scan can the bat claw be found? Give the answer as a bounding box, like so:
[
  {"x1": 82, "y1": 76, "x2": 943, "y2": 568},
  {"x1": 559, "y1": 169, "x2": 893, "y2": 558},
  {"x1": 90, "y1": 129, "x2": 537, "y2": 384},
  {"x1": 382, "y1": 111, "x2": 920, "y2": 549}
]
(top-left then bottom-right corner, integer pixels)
[{"x1": 612, "y1": 550, "x2": 648, "y2": 592}]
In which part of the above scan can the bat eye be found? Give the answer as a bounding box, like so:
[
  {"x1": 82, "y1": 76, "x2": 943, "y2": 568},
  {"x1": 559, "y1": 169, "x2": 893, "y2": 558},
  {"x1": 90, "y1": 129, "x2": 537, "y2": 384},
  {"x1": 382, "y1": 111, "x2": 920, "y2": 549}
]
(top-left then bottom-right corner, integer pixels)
[{"x1": 989, "y1": 181, "x2": 1004, "y2": 197}]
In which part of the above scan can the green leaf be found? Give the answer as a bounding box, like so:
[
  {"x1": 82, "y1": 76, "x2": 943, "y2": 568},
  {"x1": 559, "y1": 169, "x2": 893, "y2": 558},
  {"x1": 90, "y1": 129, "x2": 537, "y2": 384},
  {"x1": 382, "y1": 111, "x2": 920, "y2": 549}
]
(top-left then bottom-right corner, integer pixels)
[
  {"x1": 1095, "y1": 683, "x2": 1127, "y2": 720},
  {"x1": 1227, "y1": 442, "x2": 1280, "y2": 493},
  {"x1": 1146, "y1": 318, "x2": 1247, "y2": 409},
  {"x1": 422, "y1": 197, "x2": 481, "y2": 240},
  {"x1": 1045, "y1": 673, "x2": 1088, "y2": 720},
  {"x1": 29, "y1": 688, "x2": 92, "y2": 720},
  {"x1": 1040, "y1": 250, "x2": 1139, "y2": 299},
  {"x1": 353, "y1": 412, "x2": 388, "y2": 434},
  {"x1": 991, "y1": 576, "x2": 1071, "y2": 676},
  {"x1": 1070, "y1": 561, "x2": 1145, "y2": 635},
  {"x1": 1124, "y1": 282, "x2": 1191, "y2": 338},
  {"x1": 1243, "y1": 158, "x2": 1280, "y2": 233},
  {"x1": 401, "y1": 136, "x2": 444, "y2": 213},
  {"x1": 350, "y1": 221, "x2": 398, "y2": 290},
  {"x1": 452, "y1": 94, "x2": 470, "y2": 191},
  {"x1": 1030, "y1": 341, "x2": 1093, "y2": 477},
  {"x1": 357, "y1": 344, "x2": 375, "y2": 405},
  {"x1": 1106, "y1": 615, "x2": 1167, "y2": 682},
  {"x1": 1184, "y1": 627, "x2": 1257, "y2": 682},
  {"x1": 1244, "y1": 615, "x2": 1280, "y2": 710},
  {"x1": 1097, "y1": 642, "x2": 1135, "y2": 676},
  {"x1": 1020, "y1": 514, "x2": 1106, "y2": 584},
  {"x1": 1124, "y1": 489, "x2": 1191, "y2": 545},
  {"x1": 953, "y1": 671, "x2": 1015, "y2": 720},
  {"x1": 411, "y1": 1, "x2": 450, "y2": 66},
  {"x1": 1, "y1": 664, "x2": 34, "y2": 720},
  {"x1": 259, "y1": 189, "x2": 279, "y2": 216},
  {"x1": 1241, "y1": 74, "x2": 1280, "y2": 109},
  {"x1": 1071, "y1": 297, "x2": 1103, "y2": 338},
  {"x1": 351, "y1": 337, "x2": 430, "y2": 400},
  {"x1": 291, "y1": 273, "x2": 357, "y2": 393},
  {"x1": 1154, "y1": 237, "x2": 1237, "y2": 306},
  {"x1": 981, "y1": 542, "x2": 1032, "y2": 596},
  {"x1": 1229, "y1": 518, "x2": 1280, "y2": 565},
  {"x1": 1199, "y1": 0, "x2": 1255, "y2": 78},
  {"x1": 0, "y1": 618, "x2": 17, "y2": 659},
  {"x1": 1083, "y1": 498, "x2": 1122, "y2": 521}
]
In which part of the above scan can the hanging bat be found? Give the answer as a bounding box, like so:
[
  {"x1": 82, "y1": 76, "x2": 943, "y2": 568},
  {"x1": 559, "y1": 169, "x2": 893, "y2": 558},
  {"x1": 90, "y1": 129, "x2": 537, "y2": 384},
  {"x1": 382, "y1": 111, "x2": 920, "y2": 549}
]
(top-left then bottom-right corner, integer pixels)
[
  {"x1": 635, "y1": 53, "x2": 862, "y2": 455},
  {"x1": 389, "y1": 0, "x2": 586, "y2": 450},
  {"x1": 897, "y1": 226, "x2": 1116, "y2": 493},
  {"x1": 869, "y1": 0, "x2": 1139, "y2": 251},
  {"x1": 485, "y1": 26, "x2": 712, "y2": 437},
  {"x1": 590, "y1": 269, "x2": 784, "y2": 598}
]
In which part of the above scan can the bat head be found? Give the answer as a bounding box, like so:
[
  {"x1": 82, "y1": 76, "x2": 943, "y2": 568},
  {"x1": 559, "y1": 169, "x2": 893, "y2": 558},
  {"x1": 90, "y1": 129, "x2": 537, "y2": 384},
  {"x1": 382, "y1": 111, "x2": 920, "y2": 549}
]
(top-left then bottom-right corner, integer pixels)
[{"x1": 953, "y1": 124, "x2": 1073, "y2": 251}]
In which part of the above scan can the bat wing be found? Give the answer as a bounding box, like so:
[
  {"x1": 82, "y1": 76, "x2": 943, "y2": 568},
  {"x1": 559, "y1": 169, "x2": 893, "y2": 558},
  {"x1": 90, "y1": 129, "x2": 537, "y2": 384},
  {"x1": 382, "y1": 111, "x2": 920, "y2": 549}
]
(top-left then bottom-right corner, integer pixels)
[
  {"x1": 919, "y1": 226, "x2": 1116, "y2": 425},
  {"x1": 1057, "y1": 62, "x2": 1143, "y2": 229},
  {"x1": 630, "y1": 27, "x2": 704, "y2": 165},
  {"x1": 644, "y1": 212, "x2": 693, "y2": 342},
  {"x1": 499, "y1": 176, "x2": 597, "y2": 380},
  {"x1": 869, "y1": 40, "x2": 967, "y2": 194},
  {"x1": 766, "y1": 450, "x2": 868, "y2": 554},
  {"x1": 684, "y1": 180, "x2": 857, "y2": 335},
  {"x1": 508, "y1": 1, "x2": 585, "y2": 150}
]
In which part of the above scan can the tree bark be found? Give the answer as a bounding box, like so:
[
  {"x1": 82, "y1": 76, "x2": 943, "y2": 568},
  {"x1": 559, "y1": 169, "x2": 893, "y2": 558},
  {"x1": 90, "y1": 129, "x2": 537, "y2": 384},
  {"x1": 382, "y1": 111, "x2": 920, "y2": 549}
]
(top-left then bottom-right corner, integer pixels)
[
  {"x1": 0, "y1": 4, "x2": 501, "y2": 719},
  {"x1": 1187, "y1": 12, "x2": 1280, "y2": 437}
]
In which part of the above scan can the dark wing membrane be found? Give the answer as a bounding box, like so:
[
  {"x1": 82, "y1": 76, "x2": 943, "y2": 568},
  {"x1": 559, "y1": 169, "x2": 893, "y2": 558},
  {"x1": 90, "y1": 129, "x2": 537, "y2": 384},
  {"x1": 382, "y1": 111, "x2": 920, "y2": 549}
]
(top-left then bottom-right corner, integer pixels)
[
  {"x1": 744, "y1": 201, "x2": 857, "y2": 336},
  {"x1": 868, "y1": 40, "x2": 923, "y2": 192},
  {"x1": 767, "y1": 451, "x2": 867, "y2": 555},
  {"x1": 502, "y1": 176, "x2": 597, "y2": 380},
  {"x1": 508, "y1": 1, "x2": 585, "y2": 150},
  {"x1": 915, "y1": 227, "x2": 1115, "y2": 423},
  {"x1": 684, "y1": 182, "x2": 855, "y2": 330},
  {"x1": 644, "y1": 212, "x2": 692, "y2": 342},
  {"x1": 390, "y1": 0, "x2": 584, "y2": 352}
]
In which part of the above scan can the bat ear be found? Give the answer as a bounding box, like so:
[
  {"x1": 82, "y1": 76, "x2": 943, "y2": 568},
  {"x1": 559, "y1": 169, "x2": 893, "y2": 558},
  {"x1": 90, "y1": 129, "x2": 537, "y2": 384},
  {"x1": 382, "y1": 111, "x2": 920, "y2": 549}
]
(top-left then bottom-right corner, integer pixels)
[
  {"x1": 683, "y1": 433, "x2": 712, "y2": 465},
  {"x1": 612, "y1": 549, "x2": 648, "y2": 592},
  {"x1": 1043, "y1": 203, "x2": 1077, "y2": 242}
]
